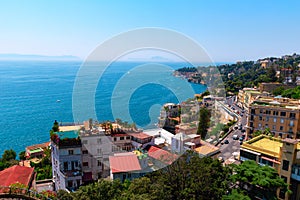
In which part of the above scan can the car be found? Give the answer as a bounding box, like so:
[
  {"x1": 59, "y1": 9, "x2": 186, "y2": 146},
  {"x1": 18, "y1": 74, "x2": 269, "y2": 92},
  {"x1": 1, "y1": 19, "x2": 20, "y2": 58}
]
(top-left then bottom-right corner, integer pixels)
[
  {"x1": 218, "y1": 157, "x2": 224, "y2": 162},
  {"x1": 241, "y1": 129, "x2": 246, "y2": 133},
  {"x1": 240, "y1": 141, "x2": 243, "y2": 145},
  {"x1": 233, "y1": 135, "x2": 239, "y2": 140},
  {"x1": 224, "y1": 139, "x2": 229, "y2": 144},
  {"x1": 239, "y1": 137, "x2": 244, "y2": 141}
]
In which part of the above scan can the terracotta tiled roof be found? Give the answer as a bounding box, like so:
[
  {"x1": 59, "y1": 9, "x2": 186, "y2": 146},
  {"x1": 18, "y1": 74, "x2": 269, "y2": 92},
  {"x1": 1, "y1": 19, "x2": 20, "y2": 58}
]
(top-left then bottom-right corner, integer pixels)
[
  {"x1": 0, "y1": 165, "x2": 34, "y2": 187},
  {"x1": 26, "y1": 142, "x2": 50, "y2": 151},
  {"x1": 148, "y1": 146, "x2": 178, "y2": 165},
  {"x1": 129, "y1": 132, "x2": 152, "y2": 140},
  {"x1": 109, "y1": 153, "x2": 141, "y2": 173}
]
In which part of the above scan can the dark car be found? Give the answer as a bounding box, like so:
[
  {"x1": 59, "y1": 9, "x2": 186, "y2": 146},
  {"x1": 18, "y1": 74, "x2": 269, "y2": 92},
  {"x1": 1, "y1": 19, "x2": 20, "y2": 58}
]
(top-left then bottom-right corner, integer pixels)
[
  {"x1": 239, "y1": 137, "x2": 244, "y2": 141},
  {"x1": 241, "y1": 129, "x2": 246, "y2": 133},
  {"x1": 240, "y1": 141, "x2": 243, "y2": 145},
  {"x1": 224, "y1": 139, "x2": 229, "y2": 144}
]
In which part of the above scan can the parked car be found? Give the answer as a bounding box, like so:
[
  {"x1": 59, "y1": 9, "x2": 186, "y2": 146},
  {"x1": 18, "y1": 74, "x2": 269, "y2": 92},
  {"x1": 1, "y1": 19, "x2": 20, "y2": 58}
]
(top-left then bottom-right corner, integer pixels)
[
  {"x1": 233, "y1": 135, "x2": 239, "y2": 140},
  {"x1": 240, "y1": 141, "x2": 243, "y2": 145},
  {"x1": 239, "y1": 137, "x2": 244, "y2": 141},
  {"x1": 224, "y1": 139, "x2": 229, "y2": 144}
]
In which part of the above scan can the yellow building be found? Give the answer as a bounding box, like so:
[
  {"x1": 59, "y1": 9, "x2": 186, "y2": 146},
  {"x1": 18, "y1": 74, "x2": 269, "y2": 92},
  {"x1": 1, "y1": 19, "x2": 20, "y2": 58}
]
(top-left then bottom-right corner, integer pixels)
[
  {"x1": 240, "y1": 135, "x2": 300, "y2": 200},
  {"x1": 247, "y1": 96, "x2": 300, "y2": 139},
  {"x1": 237, "y1": 88, "x2": 269, "y2": 110}
]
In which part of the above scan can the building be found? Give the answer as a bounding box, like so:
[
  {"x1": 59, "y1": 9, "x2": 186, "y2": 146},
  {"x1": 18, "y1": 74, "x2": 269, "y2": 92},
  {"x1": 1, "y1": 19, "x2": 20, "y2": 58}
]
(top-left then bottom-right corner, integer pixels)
[
  {"x1": 147, "y1": 146, "x2": 178, "y2": 169},
  {"x1": 240, "y1": 135, "x2": 300, "y2": 200},
  {"x1": 258, "y1": 82, "x2": 295, "y2": 93},
  {"x1": 0, "y1": 165, "x2": 35, "y2": 188},
  {"x1": 80, "y1": 127, "x2": 113, "y2": 182},
  {"x1": 171, "y1": 132, "x2": 201, "y2": 154},
  {"x1": 237, "y1": 88, "x2": 266, "y2": 110},
  {"x1": 25, "y1": 142, "x2": 50, "y2": 159},
  {"x1": 51, "y1": 130, "x2": 82, "y2": 192},
  {"x1": 109, "y1": 152, "x2": 142, "y2": 182},
  {"x1": 158, "y1": 103, "x2": 181, "y2": 133},
  {"x1": 246, "y1": 96, "x2": 300, "y2": 139}
]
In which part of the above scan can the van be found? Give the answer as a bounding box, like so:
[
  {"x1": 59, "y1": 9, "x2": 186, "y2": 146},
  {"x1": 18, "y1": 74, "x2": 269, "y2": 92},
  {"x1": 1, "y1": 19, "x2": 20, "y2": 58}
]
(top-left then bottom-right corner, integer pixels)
[{"x1": 233, "y1": 135, "x2": 238, "y2": 140}]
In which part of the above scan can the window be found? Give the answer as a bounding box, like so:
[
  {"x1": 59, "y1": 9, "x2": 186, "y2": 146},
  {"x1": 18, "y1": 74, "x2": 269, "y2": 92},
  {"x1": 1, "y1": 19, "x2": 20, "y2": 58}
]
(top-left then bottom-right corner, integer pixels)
[
  {"x1": 97, "y1": 160, "x2": 102, "y2": 166},
  {"x1": 273, "y1": 111, "x2": 278, "y2": 116},
  {"x1": 272, "y1": 125, "x2": 276, "y2": 130},
  {"x1": 266, "y1": 110, "x2": 271, "y2": 115},
  {"x1": 68, "y1": 181, "x2": 73, "y2": 188},
  {"x1": 114, "y1": 137, "x2": 117, "y2": 141},
  {"x1": 97, "y1": 138, "x2": 102, "y2": 144},
  {"x1": 83, "y1": 162, "x2": 88, "y2": 167},
  {"x1": 126, "y1": 136, "x2": 130, "y2": 140},
  {"x1": 280, "y1": 119, "x2": 284, "y2": 124},
  {"x1": 82, "y1": 140, "x2": 88, "y2": 144},
  {"x1": 290, "y1": 113, "x2": 296, "y2": 119},
  {"x1": 260, "y1": 109, "x2": 263, "y2": 114},
  {"x1": 68, "y1": 150, "x2": 74, "y2": 155},
  {"x1": 290, "y1": 120, "x2": 294, "y2": 127},
  {"x1": 240, "y1": 150, "x2": 257, "y2": 161},
  {"x1": 82, "y1": 150, "x2": 88, "y2": 154},
  {"x1": 258, "y1": 123, "x2": 262, "y2": 128},
  {"x1": 120, "y1": 137, "x2": 124, "y2": 140},
  {"x1": 280, "y1": 112, "x2": 286, "y2": 116},
  {"x1": 266, "y1": 116, "x2": 269, "y2": 122},
  {"x1": 273, "y1": 118, "x2": 277, "y2": 123},
  {"x1": 282, "y1": 160, "x2": 289, "y2": 171},
  {"x1": 64, "y1": 162, "x2": 68, "y2": 171},
  {"x1": 251, "y1": 109, "x2": 255, "y2": 114},
  {"x1": 265, "y1": 124, "x2": 268, "y2": 128},
  {"x1": 259, "y1": 116, "x2": 262, "y2": 120},
  {"x1": 97, "y1": 149, "x2": 102, "y2": 155},
  {"x1": 280, "y1": 126, "x2": 283, "y2": 131}
]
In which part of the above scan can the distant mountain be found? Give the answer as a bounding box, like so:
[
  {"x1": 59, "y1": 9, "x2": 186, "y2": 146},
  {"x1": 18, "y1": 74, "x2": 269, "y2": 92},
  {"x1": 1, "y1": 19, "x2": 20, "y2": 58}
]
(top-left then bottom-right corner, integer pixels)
[{"x1": 0, "y1": 54, "x2": 81, "y2": 61}]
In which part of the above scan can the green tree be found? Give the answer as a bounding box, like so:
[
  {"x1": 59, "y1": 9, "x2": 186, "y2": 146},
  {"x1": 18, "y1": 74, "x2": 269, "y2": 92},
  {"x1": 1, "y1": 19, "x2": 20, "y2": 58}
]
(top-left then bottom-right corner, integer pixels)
[
  {"x1": 230, "y1": 160, "x2": 288, "y2": 199},
  {"x1": 197, "y1": 107, "x2": 211, "y2": 139},
  {"x1": 19, "y1": 151, "x2": 26, "y2": 160},
  {"x1": 52, "y1": 120, "x2": 59, "y2": 132},
  {"x1": 2, "y1": 149, "x2": 17, "y2": 162}
]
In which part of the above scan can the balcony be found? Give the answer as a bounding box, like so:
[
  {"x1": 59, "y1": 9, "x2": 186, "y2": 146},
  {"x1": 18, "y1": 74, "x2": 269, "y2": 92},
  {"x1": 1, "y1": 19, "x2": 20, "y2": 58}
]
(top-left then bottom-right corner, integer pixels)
[{"x1": 60, "y1": 169, "x2": 82, "y2": 177}]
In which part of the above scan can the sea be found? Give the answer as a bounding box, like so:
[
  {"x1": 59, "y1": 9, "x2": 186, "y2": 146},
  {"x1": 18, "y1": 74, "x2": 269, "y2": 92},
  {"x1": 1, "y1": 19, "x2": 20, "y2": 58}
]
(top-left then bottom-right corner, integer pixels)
[{"x1": 0, "y1": 61, "x2": 207, "y2": 155}]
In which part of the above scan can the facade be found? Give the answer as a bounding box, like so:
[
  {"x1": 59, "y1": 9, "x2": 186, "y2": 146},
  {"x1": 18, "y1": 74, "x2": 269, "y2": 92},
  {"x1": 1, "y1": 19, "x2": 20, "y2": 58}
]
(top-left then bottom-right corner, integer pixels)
[
  {"x1": 258, "y1": 82, "x2": 295, "y2": 93},
  {"x1": 80, "y1": 127, "x2": 112, "y2": 182},
  {"x1": 246, "y1": 96, "x2": 300, "y2": 139},
  {"x1": 240, "y1": 135, "x2": 300, "y2": 200},
  {"x1": 51, "y1": 131, "x2": 82, "y2": 192}
]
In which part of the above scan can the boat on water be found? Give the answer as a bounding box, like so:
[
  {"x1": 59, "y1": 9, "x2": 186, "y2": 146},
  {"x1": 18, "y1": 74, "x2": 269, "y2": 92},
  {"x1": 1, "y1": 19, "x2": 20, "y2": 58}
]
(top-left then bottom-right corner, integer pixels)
[{"x1": 56, "y1": 100, "x2": 61, "y2": 103}]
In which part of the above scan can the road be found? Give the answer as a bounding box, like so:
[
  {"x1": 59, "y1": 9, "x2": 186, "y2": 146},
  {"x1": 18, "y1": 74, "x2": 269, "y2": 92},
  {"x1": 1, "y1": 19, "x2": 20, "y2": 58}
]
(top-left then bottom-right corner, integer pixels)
[{"x1": 218, "y1": 96, "x2": 247, "y2": 161}]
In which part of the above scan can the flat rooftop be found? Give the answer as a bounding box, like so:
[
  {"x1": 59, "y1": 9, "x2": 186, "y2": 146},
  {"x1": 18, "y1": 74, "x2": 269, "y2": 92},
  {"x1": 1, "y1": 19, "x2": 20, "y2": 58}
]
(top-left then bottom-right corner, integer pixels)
[
  {"x1": 242, "y1": 136, "x2": 300, "y2": 158},
  {"x1": 194, "y1": 141, "x2": 219, "y2": 157},
  {"x1": 59, "y1": 125, "x2": 82, "y2": 132}
]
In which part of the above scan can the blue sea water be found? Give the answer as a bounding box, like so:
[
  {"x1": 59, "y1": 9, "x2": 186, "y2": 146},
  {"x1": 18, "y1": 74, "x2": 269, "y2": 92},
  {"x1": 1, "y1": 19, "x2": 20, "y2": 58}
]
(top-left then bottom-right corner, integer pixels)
[{"x1": 0, "y1": 61, "x2": 206, "y2": 155}]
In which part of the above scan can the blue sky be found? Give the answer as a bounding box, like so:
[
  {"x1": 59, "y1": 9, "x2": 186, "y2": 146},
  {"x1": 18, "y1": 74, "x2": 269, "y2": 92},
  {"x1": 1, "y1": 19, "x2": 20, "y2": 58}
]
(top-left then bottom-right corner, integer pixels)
[{"x1": 1, "y1": 0, "x2": 300, "y2": 62}]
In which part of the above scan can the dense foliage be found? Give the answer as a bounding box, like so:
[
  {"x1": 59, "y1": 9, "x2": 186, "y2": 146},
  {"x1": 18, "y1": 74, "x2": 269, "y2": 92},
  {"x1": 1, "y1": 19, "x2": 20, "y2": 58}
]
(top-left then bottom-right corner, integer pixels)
[
  {"x1": 176, "y1": 54, "x2": 300, "y2": 95},
  {"x1": 197, "y1": 107, "x2": 211, "y2": 139},
  {"x1": 0, "y1": 149, "x2": 18, "y2": 170},
  {"x1": 30, "y1": 148, "x2": 52, "y2": 180}
]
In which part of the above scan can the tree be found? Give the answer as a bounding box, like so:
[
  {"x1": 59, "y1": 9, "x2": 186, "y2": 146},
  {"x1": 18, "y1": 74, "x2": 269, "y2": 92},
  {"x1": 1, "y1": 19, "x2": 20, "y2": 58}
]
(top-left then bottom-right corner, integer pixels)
[
  {"x1": 230, "y1": 160, "x2": 288, "y2": 199},
  {"x1": 52, "y1": 120, "x2": 59, "y2": 132},
  {"x1": 197, "y1": 107, "x2": 211, "y2": 139},
  {"x1": 19, "y1": 151, "x2": 26, "y2": 160},
  {"x1": 2, "y1": 149, "x2": 16, "y2": 162}
]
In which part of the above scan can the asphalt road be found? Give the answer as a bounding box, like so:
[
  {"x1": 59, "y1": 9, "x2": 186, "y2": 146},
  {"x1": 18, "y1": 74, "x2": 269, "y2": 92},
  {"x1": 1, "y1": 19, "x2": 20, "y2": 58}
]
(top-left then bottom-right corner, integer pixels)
[{"x1": 218, "y1": 96, "x2": 247, "y2": 161}]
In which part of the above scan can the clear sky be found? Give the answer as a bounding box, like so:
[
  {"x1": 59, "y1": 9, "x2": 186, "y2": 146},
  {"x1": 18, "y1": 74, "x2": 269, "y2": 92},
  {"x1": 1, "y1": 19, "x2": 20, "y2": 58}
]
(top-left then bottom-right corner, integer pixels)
[{"x1": 1, "y1": 0, "x2": 300, "y2": 62}]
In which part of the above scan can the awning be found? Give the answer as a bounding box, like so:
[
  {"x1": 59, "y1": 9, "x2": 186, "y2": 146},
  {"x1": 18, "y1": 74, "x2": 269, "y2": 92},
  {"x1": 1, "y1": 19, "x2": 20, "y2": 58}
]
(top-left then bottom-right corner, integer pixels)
[
  {"x1": 261, "y1": 156, "x2": 281, "y2": 164},
  {"x1": 240, "y1": 148, "x2": 261, "y2": 155}
]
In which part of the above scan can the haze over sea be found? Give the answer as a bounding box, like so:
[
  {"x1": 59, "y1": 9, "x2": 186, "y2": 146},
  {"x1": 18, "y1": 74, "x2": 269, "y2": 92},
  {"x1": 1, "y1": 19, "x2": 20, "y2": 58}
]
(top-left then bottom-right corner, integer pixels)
[{"x1": 0, "y1": 61, "x2": 209, "y2": 155}]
